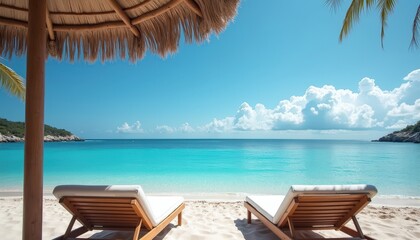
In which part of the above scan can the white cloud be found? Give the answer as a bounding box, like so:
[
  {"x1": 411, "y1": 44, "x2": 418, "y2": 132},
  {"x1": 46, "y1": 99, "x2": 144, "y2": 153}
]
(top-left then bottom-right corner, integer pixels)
[
  {"x1": 386, "y1": 120, "x2": 411, "y2": 130},
  {"x1": 179, "y1": 122, "x2": 195, "y2": 133},
  {"x1": 117, "y1": 121, "x2": 144, "y2": 133},
  {"x1": 155, "y1": 123, "x2": 195, "y2": 134},
  {"x1": 403, "y1": 69, "x2": 420, "y2": 81},
  {"x1": 233, "y1": 103, "x2": 274, "y2": 131},
  {"x1": 387, "y1": 99, "x2": 420, "y2": 118},
  {"x1": 200, "y1": 117, "x2": 234, "y2": 133},
  {"x1": 146, "y1": 69, "x2": 420, "y2": 135},
  {"x1": 200, "y1": 69, "x2": 420, "y2": 132},
  {"x1": 156, "y1": 125, "x2": 175, "y2": 133}
]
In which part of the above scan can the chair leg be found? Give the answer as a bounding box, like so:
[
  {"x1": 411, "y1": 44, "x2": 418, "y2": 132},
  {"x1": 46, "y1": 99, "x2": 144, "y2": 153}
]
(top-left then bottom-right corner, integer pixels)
[
  {"x1": 178, "y1": 211, "x2": 183, "y2": 226},
  {"x1": 133, "y1": 219, "x2": 143, "y2": 240},
  {"x1": 247, "y1": 210, "x2": 251, "y2": 224},
  {"x1": 287, "y1": 218, "x2": 296, "y2": 238},
  {"x1": 64, "y1": 216, "x2": 77, "y2": 239},
  {"x1": 352, "y1": 216, "x2": 365, "y2": 238}
]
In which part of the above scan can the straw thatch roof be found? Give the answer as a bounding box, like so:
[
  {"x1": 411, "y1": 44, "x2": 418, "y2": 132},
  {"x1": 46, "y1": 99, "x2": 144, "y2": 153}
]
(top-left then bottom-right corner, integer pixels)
[{"x1": 0, "y1": 0, "x2": 239, "y2": 62}]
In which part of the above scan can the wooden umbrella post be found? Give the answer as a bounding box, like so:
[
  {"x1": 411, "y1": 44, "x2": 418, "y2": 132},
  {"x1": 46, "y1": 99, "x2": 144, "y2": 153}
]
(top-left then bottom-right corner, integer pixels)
[{"x1": 23, "y1": 0, "x2": 46, "y2": 239}]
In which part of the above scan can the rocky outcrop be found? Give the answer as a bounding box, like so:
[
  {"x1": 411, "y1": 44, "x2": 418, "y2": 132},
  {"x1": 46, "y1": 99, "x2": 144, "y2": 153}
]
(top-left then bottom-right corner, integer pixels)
[
  {"x1": 44, "y1": 135, "x2": 84, "y2": 142},
  {"x1": 376, "y1": 131, "x2": 420, "y2": 143},
  {"x1": 0, "y1": 134, "x2": 83, "y2": 143},
  {"x1": 374, "y1": 121, "x2": 420, "y2": 143},
  {"x1": 0, "y1": 134, "x2": 23, "y2": 143},
  {"x1": 0, "y1": 118, "x2": 84, "y2": 143}
]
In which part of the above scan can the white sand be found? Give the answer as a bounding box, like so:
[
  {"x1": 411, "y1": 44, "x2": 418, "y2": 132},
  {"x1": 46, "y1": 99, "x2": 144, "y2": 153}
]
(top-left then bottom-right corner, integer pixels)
[{"x1": 0, "y1": 196, "x2": 419, "y2": 240}]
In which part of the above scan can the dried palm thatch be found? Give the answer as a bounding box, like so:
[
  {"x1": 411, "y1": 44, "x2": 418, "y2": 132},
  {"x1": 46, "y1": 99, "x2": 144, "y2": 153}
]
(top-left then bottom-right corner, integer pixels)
[{"x1": 0, "y1": 0, "x2": 239, "y2": 62}]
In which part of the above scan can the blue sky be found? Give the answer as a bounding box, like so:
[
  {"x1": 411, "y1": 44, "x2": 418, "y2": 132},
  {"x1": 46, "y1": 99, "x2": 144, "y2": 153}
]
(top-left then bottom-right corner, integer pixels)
[{"x1": 1, "y1": 1, "x2": 419, "y2": 139}]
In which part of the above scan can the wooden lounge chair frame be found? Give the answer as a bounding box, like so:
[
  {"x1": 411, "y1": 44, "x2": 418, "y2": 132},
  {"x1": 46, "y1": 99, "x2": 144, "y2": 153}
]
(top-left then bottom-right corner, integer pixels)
[
  {"x1": 245, "y1": 193, "x2": 375, "y2": 240},
  {"x1": 54, "y1": 196, "x2": 185, "y2": 240}
]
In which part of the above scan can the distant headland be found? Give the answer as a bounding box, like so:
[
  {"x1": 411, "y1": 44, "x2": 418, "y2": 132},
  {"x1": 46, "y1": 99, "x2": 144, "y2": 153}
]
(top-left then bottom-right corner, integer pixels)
[
  {"x1": 0, "y1": 118, "x2": 83, "y2": 143},
  {"x1": 373, "y1": 121, "x2": 420, "y2": 144}
]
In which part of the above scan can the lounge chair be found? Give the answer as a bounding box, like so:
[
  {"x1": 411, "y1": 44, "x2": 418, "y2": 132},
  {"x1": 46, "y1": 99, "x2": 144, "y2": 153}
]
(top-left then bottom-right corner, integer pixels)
[
  {"x1": 244, "y1": 184, "x2": 377, "y2": 240},
  {"x1": 52, "y1": 185, "x2": 185, "y2": 240}
]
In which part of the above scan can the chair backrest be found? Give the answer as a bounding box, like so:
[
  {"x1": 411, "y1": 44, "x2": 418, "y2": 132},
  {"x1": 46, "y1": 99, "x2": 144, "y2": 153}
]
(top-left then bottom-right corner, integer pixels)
[
  {"x1": 53, "y1": 185, "x2": 155, "y2": 230},
  {"x1": 273, "y1": 185, "x2": 377, "y2": 228}
]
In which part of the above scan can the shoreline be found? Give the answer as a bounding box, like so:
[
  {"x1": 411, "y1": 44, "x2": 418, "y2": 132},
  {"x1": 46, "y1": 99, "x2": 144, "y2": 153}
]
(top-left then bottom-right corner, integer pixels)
[{"x1": 1, "y1": 191, "x2": 419, "y2": 207}]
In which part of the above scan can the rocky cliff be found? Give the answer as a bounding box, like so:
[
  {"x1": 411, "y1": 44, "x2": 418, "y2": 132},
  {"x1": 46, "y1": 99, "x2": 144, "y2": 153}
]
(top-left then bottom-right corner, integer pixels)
[
  {"x1": 0, "y1": 133, "x2": 83, "y2": 143},
  {"x1": 374, "y1": 121, "x2": 420, "y2": 143},
  {"x1": 0, "y1": 118, "x2": 83, "y2": 143}
]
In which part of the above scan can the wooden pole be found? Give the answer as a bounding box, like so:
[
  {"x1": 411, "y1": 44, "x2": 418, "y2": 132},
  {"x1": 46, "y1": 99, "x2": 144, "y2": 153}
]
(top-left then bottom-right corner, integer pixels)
[
  {"x1": 23, "y1": 0, "x2": 46, "y2": 239},
  {"x1": 107, "y1": 0, "x2": 140, "y2": 37}
]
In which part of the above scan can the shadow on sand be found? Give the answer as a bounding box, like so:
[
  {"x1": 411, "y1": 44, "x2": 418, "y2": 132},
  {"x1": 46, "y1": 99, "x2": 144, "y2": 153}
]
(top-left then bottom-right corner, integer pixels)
[
  {"x1": 234, "y1": 218, "x2": 327, "y2": 240},
  {"x1": 86, "y1": 223, "x2": 179, "y2": 240}
]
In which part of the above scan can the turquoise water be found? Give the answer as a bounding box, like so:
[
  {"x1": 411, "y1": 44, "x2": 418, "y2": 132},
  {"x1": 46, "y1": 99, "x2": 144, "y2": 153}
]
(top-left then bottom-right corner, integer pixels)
[{"x1": 0, "y1": 139, "x2": 419, "y2": 196}]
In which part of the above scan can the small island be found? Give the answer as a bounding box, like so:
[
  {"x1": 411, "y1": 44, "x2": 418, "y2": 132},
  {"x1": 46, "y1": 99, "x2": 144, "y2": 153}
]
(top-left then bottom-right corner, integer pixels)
[
  {"x1": 373, "y1": 120, "x2": 420, "y2": 143},
  {"x1": 0, "y1": 118, "x2": 83, "y2": 143}
]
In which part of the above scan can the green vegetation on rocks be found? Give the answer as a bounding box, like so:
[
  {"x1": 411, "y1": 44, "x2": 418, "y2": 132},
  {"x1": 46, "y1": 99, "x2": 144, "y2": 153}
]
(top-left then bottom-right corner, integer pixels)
[
  {"x1": 0, "y1": 118, "x2": 82, "y2": 142},
  {"x1": 399, "y1": 121, "x2": 420, "y2": 133}
]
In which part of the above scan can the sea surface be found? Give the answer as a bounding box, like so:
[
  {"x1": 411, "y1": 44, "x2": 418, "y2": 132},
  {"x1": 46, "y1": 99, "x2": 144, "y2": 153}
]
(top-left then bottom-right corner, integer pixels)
[{"x1": 0, "y1": 139, "x2": 419, "y2": 196}]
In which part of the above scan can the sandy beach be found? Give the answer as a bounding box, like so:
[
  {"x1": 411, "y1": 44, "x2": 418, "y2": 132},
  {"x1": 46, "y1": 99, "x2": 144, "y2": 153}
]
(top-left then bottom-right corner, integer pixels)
[{"x1": 0, "y1": 195, "x2": 419, "y2": 240}]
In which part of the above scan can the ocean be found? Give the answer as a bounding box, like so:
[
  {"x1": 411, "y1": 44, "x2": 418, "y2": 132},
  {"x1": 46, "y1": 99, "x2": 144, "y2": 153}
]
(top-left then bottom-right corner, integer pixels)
[{"x1": 0, "y1": 139, "x2": 419, "y2": 197}]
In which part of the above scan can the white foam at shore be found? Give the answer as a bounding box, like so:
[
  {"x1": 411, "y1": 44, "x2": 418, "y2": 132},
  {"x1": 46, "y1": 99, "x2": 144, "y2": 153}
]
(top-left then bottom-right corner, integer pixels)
[{"x1": 1, "y1": 191, "x2": 419, "y2": 207}]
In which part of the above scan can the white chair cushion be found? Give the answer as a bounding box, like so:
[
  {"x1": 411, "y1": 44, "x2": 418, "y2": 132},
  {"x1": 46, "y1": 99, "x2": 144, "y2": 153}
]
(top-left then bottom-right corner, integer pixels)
[
  {"x1": 246, "y1": 195, "x2": 284, "y2": 223},
  {"x1": 147, "y1": 196, "x2": 184, "y2": 226},
  {"x1": 246, "y1": 184, "x2": 377, "y2": 224},
  {"x1": 53, "y1": 185, "x2": 184, "y2": 227}
]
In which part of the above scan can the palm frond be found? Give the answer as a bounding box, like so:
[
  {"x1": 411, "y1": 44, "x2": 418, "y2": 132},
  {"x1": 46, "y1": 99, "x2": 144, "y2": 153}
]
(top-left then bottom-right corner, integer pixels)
[
  {"x1": 410, "y1": 4, "x2": 420, "y2": 48},
  {"x1": 377, "y1": 0, "x2": 396, "y2": 48},
  {"x1": 326, "y1": 0, "x2": 343, "y2": 12},
  {"x1": 330, "y1": 0, "x2": 375, "y2": 41},
  {"x1": 365, "y1": 0, "x2": 375, "y2": 10},
  {"x1": 0, "y1": 62, "x2": 25, "y2": 100},
  {"x1": 339, "y1": 0, "x2": 366, "y2": 42}
]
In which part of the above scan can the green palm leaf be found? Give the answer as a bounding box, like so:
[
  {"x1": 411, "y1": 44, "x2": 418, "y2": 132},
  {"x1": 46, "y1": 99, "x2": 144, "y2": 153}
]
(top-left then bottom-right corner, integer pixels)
[
  {"x1": 325, "y1": 0, "x2": 344, "y2": 12},
  {"x1": 339, "y1": 0, "x2": 364, "y2": 41},
  {"x1": 0, "y1": 62, "x2": 25, "y2": 100},
  {"x1": 328, "y1": 0, "x2": 375, "y2": 42},
  {"x1": 377, "y1": 0, "x2": 396, "y2": 48},
  {"x1": 410, "y1": 4, "x2": 420, "y2": 48}
]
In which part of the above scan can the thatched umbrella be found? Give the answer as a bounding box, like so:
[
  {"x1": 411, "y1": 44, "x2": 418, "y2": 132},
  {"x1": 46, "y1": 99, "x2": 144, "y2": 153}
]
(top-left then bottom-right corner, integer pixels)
[{"x1": 0, "y1": 0, "x2": 239, "y2": 239}]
